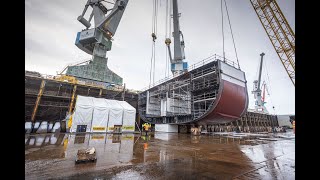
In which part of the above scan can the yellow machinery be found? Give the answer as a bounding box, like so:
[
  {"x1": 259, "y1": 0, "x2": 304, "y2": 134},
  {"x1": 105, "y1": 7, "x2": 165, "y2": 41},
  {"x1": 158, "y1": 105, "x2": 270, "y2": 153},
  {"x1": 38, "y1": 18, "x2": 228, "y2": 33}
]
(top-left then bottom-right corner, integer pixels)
[
  {"x1": 250, "y1": 0, "x2": 295, "y2": 86},
  {"x1": 55, "y1": 75, "x2": 78, "y2": 84}
]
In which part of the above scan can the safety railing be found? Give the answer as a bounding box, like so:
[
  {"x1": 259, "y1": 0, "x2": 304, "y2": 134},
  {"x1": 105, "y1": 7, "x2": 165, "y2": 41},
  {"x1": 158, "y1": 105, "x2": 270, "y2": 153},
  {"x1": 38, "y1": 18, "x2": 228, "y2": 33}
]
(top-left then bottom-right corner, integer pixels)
[{"x1": 140, "y1": 54, "x2": 239, "y2": 91}]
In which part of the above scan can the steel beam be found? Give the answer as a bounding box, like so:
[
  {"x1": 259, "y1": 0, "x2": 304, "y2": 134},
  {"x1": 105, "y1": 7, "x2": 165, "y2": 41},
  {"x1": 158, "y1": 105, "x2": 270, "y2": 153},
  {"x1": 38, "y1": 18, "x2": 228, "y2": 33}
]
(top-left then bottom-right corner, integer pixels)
[
  {"x1": 31, "y1": 80, "x2": 46, "y2": 122},
  {"x1": 68, "y1": 85, "x2": 77, "y2": 114}
]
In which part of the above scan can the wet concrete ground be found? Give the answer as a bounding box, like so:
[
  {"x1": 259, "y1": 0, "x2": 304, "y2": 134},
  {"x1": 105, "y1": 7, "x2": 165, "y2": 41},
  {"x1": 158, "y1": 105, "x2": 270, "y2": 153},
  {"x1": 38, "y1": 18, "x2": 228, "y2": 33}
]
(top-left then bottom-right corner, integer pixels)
[{"x1": 25, "y1": 131, "x2": 295, "y2": 179}]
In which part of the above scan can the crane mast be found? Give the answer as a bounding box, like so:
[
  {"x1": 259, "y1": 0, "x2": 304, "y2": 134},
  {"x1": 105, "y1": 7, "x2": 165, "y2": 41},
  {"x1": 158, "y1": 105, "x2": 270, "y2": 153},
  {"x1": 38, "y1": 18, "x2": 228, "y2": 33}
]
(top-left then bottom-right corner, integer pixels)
[
  {"x1": 68, "y1": 0, "x2": 128, "y2": 85},
  {"x1": 250, "y1": 0, "x2": 295, "y2": 86},
  {"x1": 165, "y1": 0, "x2": 188, "y2": 77},
  {"x1": 252, "y1": 53, "x2": 268, "y2": 114},
  {"x1": 75, "y1": 0, "x2": 128, "y2": 56}
]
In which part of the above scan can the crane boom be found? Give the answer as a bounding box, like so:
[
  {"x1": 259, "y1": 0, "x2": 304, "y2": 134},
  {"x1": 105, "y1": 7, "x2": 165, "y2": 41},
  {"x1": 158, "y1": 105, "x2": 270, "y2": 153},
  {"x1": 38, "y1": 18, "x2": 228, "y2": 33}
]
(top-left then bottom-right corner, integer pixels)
[
  {"x1": 249, "y1": 0, "x2": 295, "y2": 86},
  {"x1": 165, "y1": 0, "x2": 188, "y2": 77},
  {"x1": 252, "y1": 53, "x2": 268, "y2": 114}
]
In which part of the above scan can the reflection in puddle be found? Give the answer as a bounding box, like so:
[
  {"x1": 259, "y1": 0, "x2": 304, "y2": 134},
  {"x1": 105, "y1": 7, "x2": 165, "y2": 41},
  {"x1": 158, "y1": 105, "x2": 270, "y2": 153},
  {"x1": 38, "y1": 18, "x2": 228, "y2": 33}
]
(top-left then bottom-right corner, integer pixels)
[
  {"x1": 25, "y1": 132, "x2": 294, "y2": 180},
  {"x1": 74, "y1": 135, "x2": 86, "y2": 144}
]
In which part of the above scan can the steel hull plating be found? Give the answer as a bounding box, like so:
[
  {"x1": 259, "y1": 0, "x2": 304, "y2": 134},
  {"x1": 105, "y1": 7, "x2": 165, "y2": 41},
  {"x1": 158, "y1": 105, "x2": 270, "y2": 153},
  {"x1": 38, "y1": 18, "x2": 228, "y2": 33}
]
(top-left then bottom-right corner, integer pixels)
[{"x1": 199, "y1": 80, "x2": 248, "y2": 124}]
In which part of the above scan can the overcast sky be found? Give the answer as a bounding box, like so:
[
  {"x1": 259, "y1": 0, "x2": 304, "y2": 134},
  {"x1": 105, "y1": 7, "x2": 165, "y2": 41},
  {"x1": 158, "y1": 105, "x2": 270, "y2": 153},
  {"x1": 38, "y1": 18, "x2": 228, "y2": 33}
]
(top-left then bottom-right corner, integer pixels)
[{"x1": 25, "y1": 0, "x2": 295, "y2": 115}]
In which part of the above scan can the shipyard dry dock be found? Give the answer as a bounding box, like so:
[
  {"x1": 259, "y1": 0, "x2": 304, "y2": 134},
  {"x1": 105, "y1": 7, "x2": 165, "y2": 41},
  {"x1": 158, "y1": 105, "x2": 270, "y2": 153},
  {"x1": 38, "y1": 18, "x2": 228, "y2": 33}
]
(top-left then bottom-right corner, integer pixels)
[
  {"x1": 25, "y1": 131, "x2": 295, "y2": 179},
  {"x1": 25, "y1": 67, "x2": 279, "y2": 134},
  {"x1": 25, "y1": 72, "x2": 140, "y2": 133}
]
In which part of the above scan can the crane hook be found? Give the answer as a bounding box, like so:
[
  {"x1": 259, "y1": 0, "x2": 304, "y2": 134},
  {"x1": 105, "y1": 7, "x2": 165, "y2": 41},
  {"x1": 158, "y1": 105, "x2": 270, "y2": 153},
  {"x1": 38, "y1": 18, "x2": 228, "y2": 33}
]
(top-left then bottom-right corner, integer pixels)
[
  {"x1": 165, "y1": 38, "x2": 171, "y2": 45},
  {"x1": 152, "y1": 33, "x2": 157, "y2": 42}
]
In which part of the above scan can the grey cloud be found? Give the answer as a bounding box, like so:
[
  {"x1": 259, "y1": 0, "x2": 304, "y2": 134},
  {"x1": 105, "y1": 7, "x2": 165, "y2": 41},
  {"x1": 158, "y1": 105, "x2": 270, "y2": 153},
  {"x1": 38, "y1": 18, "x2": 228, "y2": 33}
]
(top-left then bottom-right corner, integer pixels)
[{"x1": 25, "y1": 0, "x2": 295, "y2": 114}]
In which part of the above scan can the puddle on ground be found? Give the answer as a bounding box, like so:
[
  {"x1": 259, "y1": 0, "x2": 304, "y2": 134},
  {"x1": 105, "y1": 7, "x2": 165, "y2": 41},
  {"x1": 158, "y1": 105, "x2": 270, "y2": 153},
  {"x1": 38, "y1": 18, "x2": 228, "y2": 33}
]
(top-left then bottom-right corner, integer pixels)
[{"x1": 25, "y1": 131, "x2": 295, "y2": 179}]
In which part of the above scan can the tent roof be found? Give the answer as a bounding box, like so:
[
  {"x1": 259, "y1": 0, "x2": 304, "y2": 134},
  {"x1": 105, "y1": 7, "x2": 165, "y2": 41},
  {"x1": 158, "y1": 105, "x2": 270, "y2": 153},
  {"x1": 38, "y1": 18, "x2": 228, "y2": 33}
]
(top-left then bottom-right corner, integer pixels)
[
  {"x1": 118, "y1": 101, "x2": 135, "y2": 111},
  {"x1": 92, "y1": 97, "x2": 112, "y2": 108},
  {"x1": 105, "y1": 99, "x2": 123, "y2": 110},
  {"x1": 76, "y1": 95, "x2": 94, "y2": 106}
]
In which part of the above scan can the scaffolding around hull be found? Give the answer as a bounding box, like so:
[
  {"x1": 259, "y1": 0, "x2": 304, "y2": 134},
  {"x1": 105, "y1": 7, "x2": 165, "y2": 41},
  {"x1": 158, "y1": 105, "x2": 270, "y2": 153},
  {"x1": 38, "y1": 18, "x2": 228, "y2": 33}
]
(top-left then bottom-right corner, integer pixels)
[
  {"x1": 138, "y1": 55, "x2": 249, "y2": 125},
  {"x1": 25, "y1": 74, "x2": 139, "y2": 133}
]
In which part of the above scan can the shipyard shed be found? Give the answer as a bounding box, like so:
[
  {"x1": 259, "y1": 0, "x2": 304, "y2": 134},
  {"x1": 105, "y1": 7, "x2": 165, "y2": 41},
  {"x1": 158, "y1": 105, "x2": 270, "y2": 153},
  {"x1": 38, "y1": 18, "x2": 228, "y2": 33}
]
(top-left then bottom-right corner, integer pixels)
[
  {"x1": 70, "y1": 96, "x2": 136, "y2": 133},
  {"x1": 70, "y1": 96, "x2": 94, "y2": 133}
]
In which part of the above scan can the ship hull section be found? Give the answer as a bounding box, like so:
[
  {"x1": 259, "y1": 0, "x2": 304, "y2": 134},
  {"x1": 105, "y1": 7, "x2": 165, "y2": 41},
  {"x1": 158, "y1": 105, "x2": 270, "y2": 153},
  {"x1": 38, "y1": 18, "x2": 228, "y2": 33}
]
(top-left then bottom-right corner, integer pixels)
[{"x1": 138, "y1": 57, "x2": 248, "y2": 125}]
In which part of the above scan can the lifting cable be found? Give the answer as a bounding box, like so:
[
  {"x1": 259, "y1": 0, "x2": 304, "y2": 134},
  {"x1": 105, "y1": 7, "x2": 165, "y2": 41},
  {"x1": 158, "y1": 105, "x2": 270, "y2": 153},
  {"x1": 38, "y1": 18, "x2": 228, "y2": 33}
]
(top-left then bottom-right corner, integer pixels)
[
  {"x1": 168, "y1": 0, "x2": 172, "y2": 77},
  {"x1": 164, "y1": 0, "x2": 169, "y2": 78},
  {"x1": 220, "y1": 0, "x2": 241, "y2": 69},
  {"x1": 164, "y1": 0, "x2": 172, "y2": 78},
  {"x1": 263, "y1": 60, "x2": 276, "y2": 114},
  {"x1": 223, "y1": 0, "x2": 241, "y2": 69},
  {"x1": 220, "y1": 0, "x2": 225, "y2": 62},
  {"x1": 149, "y1": 0, "x2": 159, "y2": 87}
]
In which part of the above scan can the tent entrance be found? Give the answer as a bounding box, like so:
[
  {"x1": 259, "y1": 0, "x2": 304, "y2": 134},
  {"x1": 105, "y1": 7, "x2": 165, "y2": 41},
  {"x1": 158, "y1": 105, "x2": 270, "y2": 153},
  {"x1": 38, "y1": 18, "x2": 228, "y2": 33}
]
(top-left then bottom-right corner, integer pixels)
[
  {"x1": 113, "y1": 125, "x2": 122, "y2": 134},
  {"x1": 112, "y1": 134, "x2": 121, "y2": 143},
  {"x1": 77, "y1": 125, "x2": 87, "y2": 133}
]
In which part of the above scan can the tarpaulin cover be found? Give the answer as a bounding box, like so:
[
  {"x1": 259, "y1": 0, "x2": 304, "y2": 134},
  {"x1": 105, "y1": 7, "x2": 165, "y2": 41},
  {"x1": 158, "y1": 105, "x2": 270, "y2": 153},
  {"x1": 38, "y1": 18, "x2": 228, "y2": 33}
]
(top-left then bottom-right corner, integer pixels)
[
  {"x1": 118, "y1": 101, "x2": 136, "y2": 132},
  {"x1": 91, "y1": 98, "x2": 111, "y2": 132},
  {"x1": 71, "y1": 96, "x2": 94, "y2": 133},
  {"x1": 106, "y1": 100, "x2": 123, "y2": 132},
  {"x1": 70, "y1": 96, "x2": 136, "y2": 133}
]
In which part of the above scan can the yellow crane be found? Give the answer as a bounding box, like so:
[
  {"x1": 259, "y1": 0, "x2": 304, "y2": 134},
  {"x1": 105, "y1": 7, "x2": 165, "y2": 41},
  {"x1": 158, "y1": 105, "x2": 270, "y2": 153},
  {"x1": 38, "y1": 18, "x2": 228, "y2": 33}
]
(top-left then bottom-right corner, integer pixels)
[{"x1": 250, "y1": 0, "x2": 295, "y2": 86}]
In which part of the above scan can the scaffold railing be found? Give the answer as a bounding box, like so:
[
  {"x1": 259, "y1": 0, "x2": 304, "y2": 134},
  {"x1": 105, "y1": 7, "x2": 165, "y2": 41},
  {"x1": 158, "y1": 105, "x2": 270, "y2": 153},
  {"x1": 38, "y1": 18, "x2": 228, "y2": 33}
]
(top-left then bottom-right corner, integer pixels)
[{"x1": 140, "y1": 54, "x2": 239, "y2": 91}]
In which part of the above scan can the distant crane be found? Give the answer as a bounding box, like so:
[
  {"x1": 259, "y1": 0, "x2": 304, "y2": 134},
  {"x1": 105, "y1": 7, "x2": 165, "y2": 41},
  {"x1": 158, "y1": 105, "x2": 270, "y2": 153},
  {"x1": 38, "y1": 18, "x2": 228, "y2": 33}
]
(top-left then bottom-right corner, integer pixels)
[
  {"x1": 261, "y1": 80, "x2": 269, "y2": 105},
  {"x1": 250, "y1": 0, "x2": 295, "y2": 86},
  {"x1": 252, "y1": 53, "x2": 268, "y2": 114}
]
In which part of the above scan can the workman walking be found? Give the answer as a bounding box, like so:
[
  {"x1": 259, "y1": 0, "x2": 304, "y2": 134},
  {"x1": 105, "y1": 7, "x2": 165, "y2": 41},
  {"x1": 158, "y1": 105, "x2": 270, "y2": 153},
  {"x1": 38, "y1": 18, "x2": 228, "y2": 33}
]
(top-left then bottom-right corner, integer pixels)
[
  {"x1": 142, "y1": 123, "x2": 151, "y2": 135},
  {"x1": 292, "y1": 120, "x2": 295, "y2": 134}
]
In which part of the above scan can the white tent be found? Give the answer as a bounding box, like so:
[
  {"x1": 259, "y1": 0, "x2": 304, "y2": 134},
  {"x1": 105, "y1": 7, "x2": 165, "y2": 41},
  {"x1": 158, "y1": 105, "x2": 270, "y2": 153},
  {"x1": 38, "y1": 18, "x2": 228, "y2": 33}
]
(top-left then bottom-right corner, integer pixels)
[
  {"x1": 106, "y1": 100, "x2": 123, "y2": 132},
  {"x1": 91, "y1": 98, "x2": 111, "y2": 133},
  {"x1": 70, "y1": 96, "x2": 94, "y2": 133},
  {"x1": 118, "y1": 101, "x2": 136, "y2": 132}
]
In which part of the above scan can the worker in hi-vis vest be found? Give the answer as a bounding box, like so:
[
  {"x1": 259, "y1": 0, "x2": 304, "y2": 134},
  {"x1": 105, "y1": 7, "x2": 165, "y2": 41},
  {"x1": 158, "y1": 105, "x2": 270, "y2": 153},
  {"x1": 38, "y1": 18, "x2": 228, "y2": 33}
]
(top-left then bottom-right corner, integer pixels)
[
  {"x1": 292, "y1": 120, "x2": 295, "y2": 134},
  {"x1": 142, "y1": 123, "x2": 151, "y2": 135}
]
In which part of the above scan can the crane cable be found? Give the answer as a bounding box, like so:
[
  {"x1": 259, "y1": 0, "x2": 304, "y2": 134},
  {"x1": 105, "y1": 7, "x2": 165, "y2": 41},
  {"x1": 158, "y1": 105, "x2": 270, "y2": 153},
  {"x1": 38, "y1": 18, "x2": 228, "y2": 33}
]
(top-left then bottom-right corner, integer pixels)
[
  {"x1": 220, "y1": 0, "x2": 225, "y2": 62},
  {"x1": 263, "y1": 59, "x2": 277, "y2": 114},
  {"x1": 164, "y1": 0, "x2": 169, "y2": 78},
  {"x1": 149, "y1": 0, "x2": 159, "y2": 87},
  {"x1": 164, "y1": 0, "x2": 172, "y2": 78},
  {"x1": 223, "y1": 0, "x2": 241, "y2": 69},
  {"x1": 168, "y1": 0, "x2": 172, "y2": 76}
]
